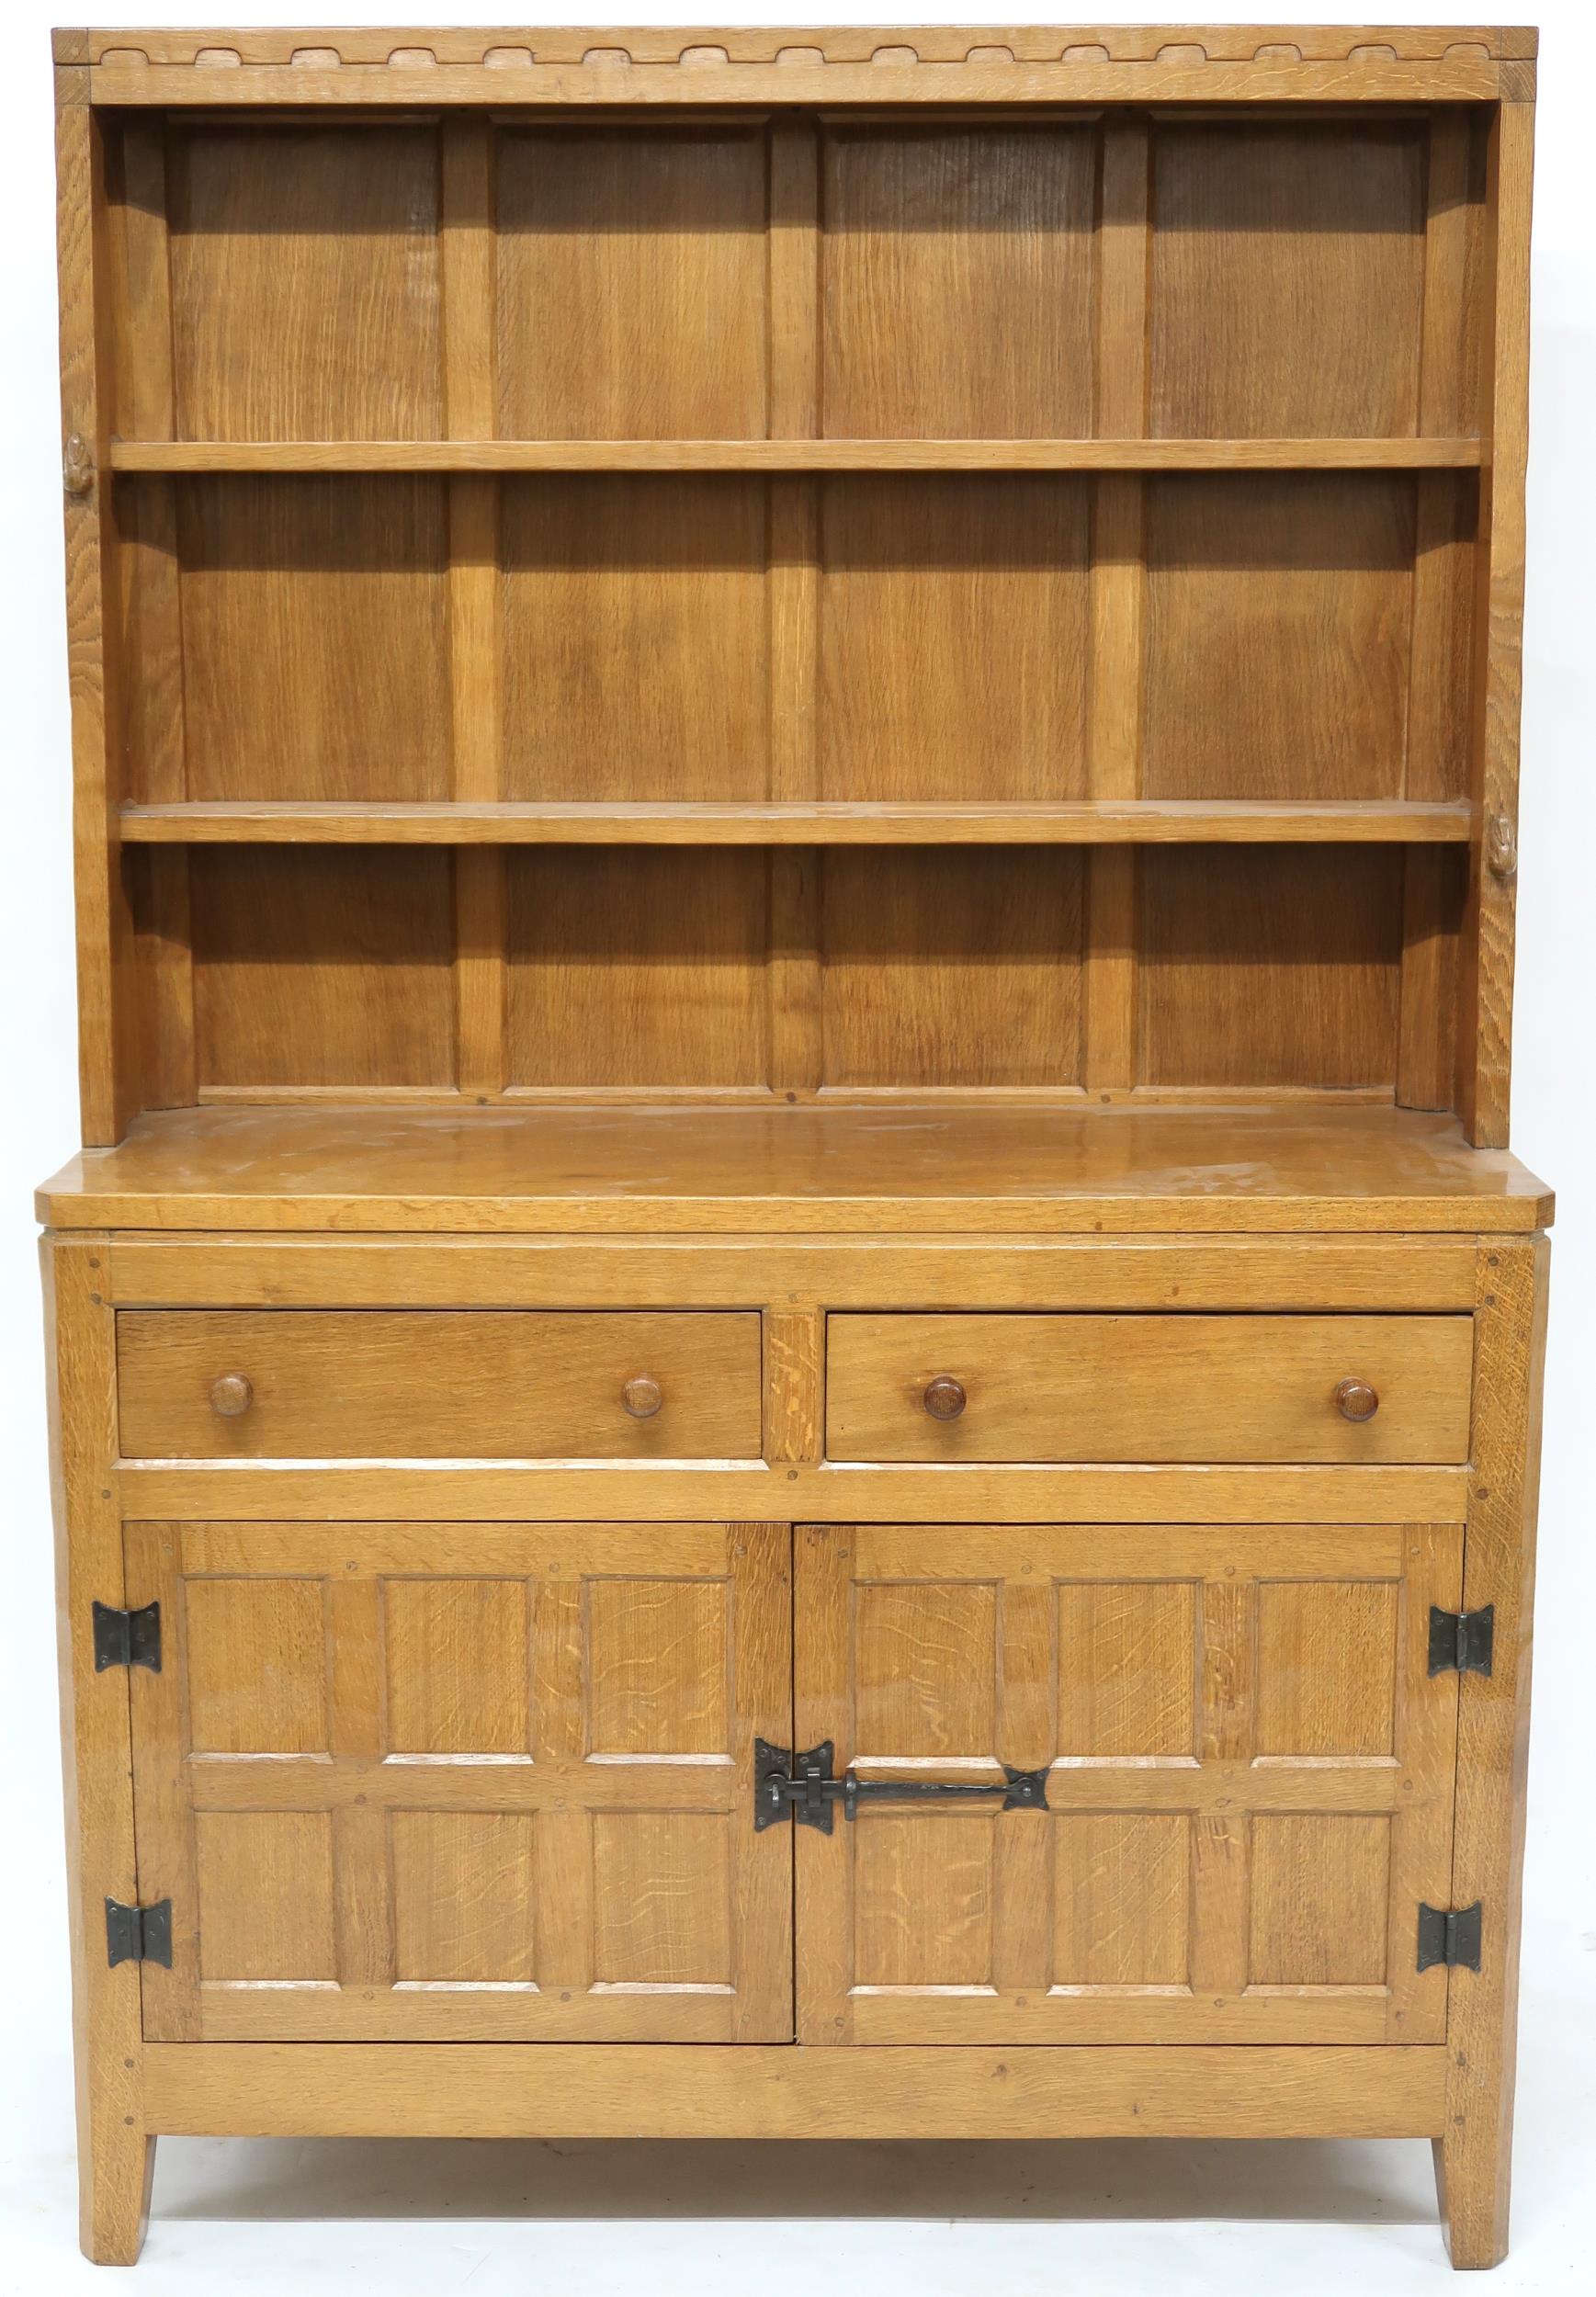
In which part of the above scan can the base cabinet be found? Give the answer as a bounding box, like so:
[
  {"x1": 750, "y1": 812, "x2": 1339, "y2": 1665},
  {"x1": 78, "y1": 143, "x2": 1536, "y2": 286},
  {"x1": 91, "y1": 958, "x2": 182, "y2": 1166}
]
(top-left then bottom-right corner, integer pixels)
[{"x1": 125, "y1": 1515, "x2": 1461, "y2": 2054}]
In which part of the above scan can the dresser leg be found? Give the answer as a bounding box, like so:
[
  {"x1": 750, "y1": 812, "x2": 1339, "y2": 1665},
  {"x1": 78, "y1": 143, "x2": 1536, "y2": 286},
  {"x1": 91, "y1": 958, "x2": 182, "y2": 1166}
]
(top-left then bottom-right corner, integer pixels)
[
  {"x1": 80, "y1": 2126, "x2": 155, "y2": 2266},
  {"x1": 1433, "y1": 2124, "x2": 1511, "y2": 2270}
]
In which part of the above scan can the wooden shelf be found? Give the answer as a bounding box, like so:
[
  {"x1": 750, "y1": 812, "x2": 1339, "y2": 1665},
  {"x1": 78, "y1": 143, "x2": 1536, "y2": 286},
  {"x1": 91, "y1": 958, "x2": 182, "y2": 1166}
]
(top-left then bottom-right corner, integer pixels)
[
  {"x1": 108, "y1": 436, "x2": 1488, "y2": 475},
  {"x1": 119, "y1": 800, "x2": 1475, "y2": 848},
  {"x1": 38, "y1": 1103, "x2": 1551, "y2": 1238}
]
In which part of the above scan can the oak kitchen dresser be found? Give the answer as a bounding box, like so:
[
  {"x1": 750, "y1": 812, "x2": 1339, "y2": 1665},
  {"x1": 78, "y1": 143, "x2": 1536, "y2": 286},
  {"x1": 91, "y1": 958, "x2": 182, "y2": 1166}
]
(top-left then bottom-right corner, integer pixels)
[{"x1": 41, "y1": 21, "x2": 1551, "y2": 2269}]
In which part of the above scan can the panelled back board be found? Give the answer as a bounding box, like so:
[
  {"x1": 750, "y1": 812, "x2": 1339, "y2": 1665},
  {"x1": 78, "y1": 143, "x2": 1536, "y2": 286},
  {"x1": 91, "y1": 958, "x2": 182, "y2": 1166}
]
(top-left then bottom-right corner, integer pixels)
[{"x1": 41, "y1": 24, "x2": 1549, "y2": 2273}]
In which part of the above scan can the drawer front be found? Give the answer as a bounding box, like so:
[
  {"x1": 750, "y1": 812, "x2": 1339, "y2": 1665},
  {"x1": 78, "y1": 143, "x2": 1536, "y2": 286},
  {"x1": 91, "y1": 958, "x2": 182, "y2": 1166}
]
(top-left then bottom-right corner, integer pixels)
[
  {"x1": 826, "y1": 1313, "x2": 1473, "y2": 1463},
  {"x1": 118, "y1": 1310, "x2": 762, "y2": 1459}
]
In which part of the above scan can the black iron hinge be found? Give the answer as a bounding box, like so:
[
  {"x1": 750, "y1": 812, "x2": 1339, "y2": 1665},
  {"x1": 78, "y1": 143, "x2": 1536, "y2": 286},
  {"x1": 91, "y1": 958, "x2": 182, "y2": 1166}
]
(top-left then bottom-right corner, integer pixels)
[
  {"x1": 1428, "y1": 1603, "x2": 1494, "y2": 1677},
  {"x1": 92, "y1": 1599, "x2": 162, "y2": 1673},
  {"x1": 1417, "y1": 1901, "x2": 1483, "y2": 1973},
  {"x1": 105, "y1": 1897, "x2": 173, "y2": 1969},
  {"x1": 754, "y1": 1738, "x2": 1049, "y2": 1835}
]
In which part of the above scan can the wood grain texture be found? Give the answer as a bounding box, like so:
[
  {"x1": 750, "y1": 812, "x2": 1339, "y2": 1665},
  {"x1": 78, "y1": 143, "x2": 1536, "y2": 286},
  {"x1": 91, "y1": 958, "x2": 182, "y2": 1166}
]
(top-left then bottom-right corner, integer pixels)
[
  {"x1": 795, "y1": 1521, "x2": 1459, "y2": 2042},
  {"x1": 819, "y1": 476, "x2": 1089, "y2": 801},
  {"x1": 173, "y1": 477, "x2": 449, "y2": 801},
  {"x1": 59, "y1": 99, "x2": 141, "y2": 1145},
  {"x1": 1434, "y1": 1237, "x2": 1550, "y2": 2265},
  {"x1": 44, "y1": 1242, "x2": 154, "y2": 2262},
  {"x1": 142, "y1": 2040, "x2": 1451, "y2": 2142},
  {"x1": 1457, "y1": 103, "x2": 1534, "y2": 1148},
  {"x1": 495, "y1": 125, "x2": 768, "y2": 438},
  {"x1": 1149, "y1": 122, "x2": 1427, "y2": 437},
  {"x1": 1143, "y1": 476, "x2": 1417, "y2": 800},
  {"x1": 124, "y1": 1521, "x2": 792, "y2": 2041},
  {"x1": 819, "y1": 850, "x2": 1085, "y2": 1090},
  {"x1": 167, "y1": 125, "x2": 444, "y2": 439},
  {"x1": 189, "y1": 849, "x2": 457, "y2": 1091},
  {"x1": 1138, "y1": 847, "x2": 1404, "y2": 1092},
  {"x1": 506, "y1": 848, "x2": 770, "y2": 1089},
  {"x1": 117, "y1": 798, "x2": 1477, "y2": 846},
  {"x1": 821, "y1": 123, "x2": 1095, "y2": 437},
  {"x1": 39, "y1": 1103, "x2": 1554, "y2": 1236},
  {"x1": 105, "y1": 1236, "x2": 1480, "y2": 1314},
  {"x1": 112, "y1": 437, "x2": 1489, "y2": 475},
  {"x1": 117, "y1": 1308, "x2": 763, "y2": 1458},
  {"x1": 501, "y1": 477, "x2": 769, "y2": 801},
  {"x1": 826, "y1": 1312, "x2": 1473, "y2": 1464}
]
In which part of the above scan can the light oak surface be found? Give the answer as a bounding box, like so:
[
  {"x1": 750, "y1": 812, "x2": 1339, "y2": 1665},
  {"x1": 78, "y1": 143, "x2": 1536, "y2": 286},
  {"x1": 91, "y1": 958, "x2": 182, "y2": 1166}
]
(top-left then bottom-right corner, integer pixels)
[
  {"x1": 42, "y1": 24, "x2": 1548, "y2": 2271},
  {"x1": 40, "y1": 1104, "x2": 1552, "y2": 1235},
  {"x1": 116, "y1": 1308, "x2": 763, "y2": 1458},
  {"x1": 826, "y1": 1312, "x2": 1474, "y2": 1462},
  {"x1": 795, "y1": 1522, "x2": 1460, "y2": 2044}
]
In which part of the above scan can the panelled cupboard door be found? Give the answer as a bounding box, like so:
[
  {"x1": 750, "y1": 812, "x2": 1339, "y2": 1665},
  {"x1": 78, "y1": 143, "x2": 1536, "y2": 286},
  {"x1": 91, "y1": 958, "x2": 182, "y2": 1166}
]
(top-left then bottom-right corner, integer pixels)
[
  {"x1": 126, "y1": 1522, "x2": 792, "y2": 2042},
  {"x1": 793, "y1": 1524, "x2": 1461, "y2": 2046}
]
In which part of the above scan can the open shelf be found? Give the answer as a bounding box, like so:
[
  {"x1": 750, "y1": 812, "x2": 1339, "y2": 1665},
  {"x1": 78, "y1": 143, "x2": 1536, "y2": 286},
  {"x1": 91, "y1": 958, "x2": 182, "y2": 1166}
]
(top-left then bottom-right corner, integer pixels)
[
  {"x1": 108, "y1": 436, "x2": 1487, "y2": 475},
  {"x1": 118, "y1": 799, "x2": 1476, "y2": 847}
]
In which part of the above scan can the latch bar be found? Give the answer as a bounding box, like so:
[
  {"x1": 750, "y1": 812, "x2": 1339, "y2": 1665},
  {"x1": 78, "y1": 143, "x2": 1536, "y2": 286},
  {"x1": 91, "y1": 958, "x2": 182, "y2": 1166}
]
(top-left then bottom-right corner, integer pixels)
[{"x1": 754, "y1": 1738, "x2": 1049, "y2": 1835}]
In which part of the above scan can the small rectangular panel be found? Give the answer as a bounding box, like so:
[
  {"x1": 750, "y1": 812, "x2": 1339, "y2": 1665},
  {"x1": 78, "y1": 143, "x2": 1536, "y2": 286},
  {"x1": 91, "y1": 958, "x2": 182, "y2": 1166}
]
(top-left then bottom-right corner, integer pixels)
[
  {"x1": 174, "y1": 478, "x2": 450, "y2": 801},
  {"x1": 825, "y1": 1315, "x2": 1473, "y2": 1464},
  {"x1": 506, "y1": 851, "x2": 771, "y2": 1089},
  {"x1": 183, "y1": 1578, "x2": 329, "y2": 1755},
  {"x1": 500, "y1": 478, "x2": 770, "y2": 801},
  {"x1": 1149, "y1": 125, "x2": 1426, "y2": 439},
  {"x1": 819, "y1": 478, "x2": 1090, "y2": 800},
  {"x1": 1255, "y1": 1582, "x2": 1401, "y2": 1758},
  {"x1": 821, "y1": 125, "x2": 1096, "y2": 438},
  {"x1": 1056, "y1": 1583, "x2": 1196, "y2": 1758},
  {"x1": 190, "y1": 850, "x2": 457, "y2": 1090},
  {"x1": 854, "y1": 1815, "x2": 995, "y2": 1988},
  {"x1": 1250, "y1": 1815, "x2": 1393, "y2": 1986},
  {"x1": 591, "y1": 1814, "x2": 732, "y2": 1987},
  {"x1": 384, "y1": 1580, "x2": 531, "y2": 1757},
  {"x1": 194, "y1": 1812, "x2": 337, "y2": 1984},
  {"x1": 1144, "y1": 477, "x2": 1417, "y2": 800},
  {"x1": 118, "y1": 1310, "x2": 764, "y2": 1459},
  {"x1": 169, "y1": 127, "x2": 445, "y2": 441},
  {"x1": 820, "y1": 850, "x2": 1085, "y2": 1089},
  {"x1": 496, "y1": 128, "x2": 769, "y2": 439},
  {"x1": 1053, "y1": 1815, "x2": 1192, "y2": 1986},
  {"x1": 586, "y1": 1578, "x2": 730, "y2": 1757},
  {"x1": 1138, "y1": 848, "x2": 1404, "y2": 1091},
  {"x1": 853, "y1": 1580, "x2": 998, "y2": 1758},
  {"x1": 391, "y1": 1812, "x2": 538, "y2": 1984}
]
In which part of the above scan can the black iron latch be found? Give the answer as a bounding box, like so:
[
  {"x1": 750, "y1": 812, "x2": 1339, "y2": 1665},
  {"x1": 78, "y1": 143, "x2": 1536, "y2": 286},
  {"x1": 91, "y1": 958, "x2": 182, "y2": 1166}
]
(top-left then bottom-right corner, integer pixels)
[
  {"x1": 92, "y1": 1600, "x2": 162, "y2": 1673},
  {"x1": 1417, "y1": 1901, "x2": 1483, "y2": 1973},
  {"x1": 754, "y1": 1738, "x2": 1049, "y2": 1835},
  {"x1": 105, "y1": 1897, "x2": 173, "y2": 1969},
  {"x1": 1428, "y1": 1603, "x2": 1494, "y2": 1677}
]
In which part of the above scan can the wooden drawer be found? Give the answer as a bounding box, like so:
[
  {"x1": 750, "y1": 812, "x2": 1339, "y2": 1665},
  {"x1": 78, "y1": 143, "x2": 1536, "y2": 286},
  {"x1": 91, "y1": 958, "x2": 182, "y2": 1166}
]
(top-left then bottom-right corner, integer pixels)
[
  {"x1": 825, "y1": 1313, "x2": 1473, "y2": 1464},
  {"x1": 117, "y1": 1310, "x2": 762, "y2": 1459}
]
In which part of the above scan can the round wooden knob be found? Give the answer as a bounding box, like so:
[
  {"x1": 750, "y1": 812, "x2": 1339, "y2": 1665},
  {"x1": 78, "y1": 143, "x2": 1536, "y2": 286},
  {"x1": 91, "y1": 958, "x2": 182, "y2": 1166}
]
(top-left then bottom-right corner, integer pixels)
[
  {"x1": 1334, "y1": 1377, "x2": 1379, "y2": 1424},
  {"x1": 923, "y1": 1375, "x2": 968, "y2": 1421},
  {"x1": 209, "y1": 1374, "x2": 255, "y2": 1419},
  {"x1": 621, "y1": 1375, "x2": 663, "y2": 1420}
]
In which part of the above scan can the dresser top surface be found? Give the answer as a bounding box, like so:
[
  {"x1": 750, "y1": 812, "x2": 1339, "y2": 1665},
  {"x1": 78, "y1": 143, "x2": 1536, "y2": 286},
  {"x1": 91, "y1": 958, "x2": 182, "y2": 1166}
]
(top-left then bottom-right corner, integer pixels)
[{"x1": 37, "y1": 1103, "x2": 1552, "y2": 1236}]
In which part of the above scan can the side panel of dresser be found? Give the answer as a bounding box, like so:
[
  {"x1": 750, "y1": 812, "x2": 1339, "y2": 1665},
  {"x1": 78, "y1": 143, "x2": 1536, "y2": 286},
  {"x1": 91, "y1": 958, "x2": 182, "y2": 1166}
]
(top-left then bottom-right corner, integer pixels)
[
  {"x1": 1434, "y1": 1236, "x2": 1550, "y2": 2268},
  {"x1": 44, "y1": 1239, "x2": 153, "y2": 2264}
]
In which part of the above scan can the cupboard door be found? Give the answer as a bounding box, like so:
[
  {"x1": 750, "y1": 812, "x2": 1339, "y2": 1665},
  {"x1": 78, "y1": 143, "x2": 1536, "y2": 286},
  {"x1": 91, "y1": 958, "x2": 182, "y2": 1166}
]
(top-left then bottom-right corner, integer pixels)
[
  {"x1": 128, "y1": 1522, "x2": 791, "y2": 2042},
  {"x1": 794, "y1": 1523, "x2": 1460, "y2": 2045}
]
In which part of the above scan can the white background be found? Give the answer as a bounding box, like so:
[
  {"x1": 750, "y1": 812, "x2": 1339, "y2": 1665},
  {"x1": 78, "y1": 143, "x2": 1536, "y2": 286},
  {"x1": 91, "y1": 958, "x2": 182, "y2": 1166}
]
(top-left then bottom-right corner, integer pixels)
[{"x1": 0, "y1": 5, "x2": 1590, "y2": 2289}]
